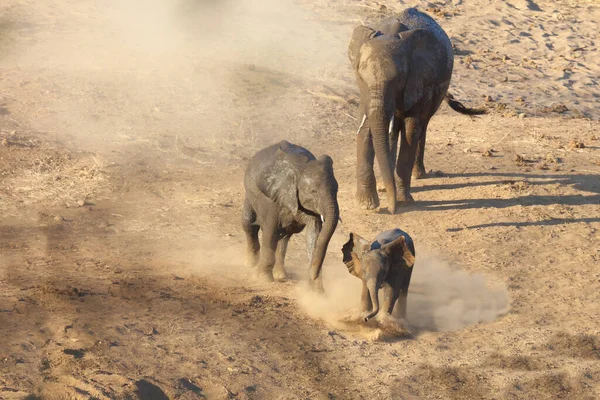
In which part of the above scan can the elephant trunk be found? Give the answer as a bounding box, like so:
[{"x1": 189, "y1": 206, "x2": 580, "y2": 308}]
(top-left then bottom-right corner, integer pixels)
[
  {"x1": 309, "y1": 202, "x2": 339, "y2": 281},
  {"x1": 368, "y1": 94, "x2": 396, "y2": 213},
  {"x1": 364, "y1": 278, "x2": 380, "y2": 321}
]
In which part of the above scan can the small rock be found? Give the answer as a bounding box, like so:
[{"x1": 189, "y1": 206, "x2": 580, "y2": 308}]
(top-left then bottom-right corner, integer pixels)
[
  {"x1": 53, "y1": 215, "x2": 65, "y2": 222},
  {"x1": 178, "y1": 378, "x2": 203, "y2": 394},
  {"x1": 536, "y1": 162, "x2": 549, "y2": 170},
  {"x1": 434, "y1": 170, "x2": 446, "y2": 177},
  {"x1": 482, "y1": 149, "x2": 493, "y2": 157},
  {"x1": 514, "y1": 154, "x2": 525, "y2": 165},
  {"x1": 483, "y1": 95, "x2": 494, "y2": 103},
  {"x1": 518, "y1": 113, "x2": 526, "y2": 119},
  {"x1": 77, "y1": 199, "x2": 86, "y2": 207},
  {"x1": 543, "y1": 103, "x2": 568, "y2": 113},
  {"x1": 0, "y1": 138, "x2": 7, "y2": 147},
  {"x1": 135, "y1": 379, "x2": 169, "y2": 400},
  {"x1": 515, "y1": 96, "x2": 525, "y2": 103},
  {"x1": 569, "y1": 140, "x2": 585, "y2": 149}
]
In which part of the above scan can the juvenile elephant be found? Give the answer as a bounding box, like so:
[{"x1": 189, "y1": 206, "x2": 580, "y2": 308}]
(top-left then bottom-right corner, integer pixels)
[
  {"x1": 342, "y1": 229, "x2": 415, "y2": 322},
  {"x1": 349, "y1": 8, "x2": 484, "y2": 213},
  {"x1": 242, "y1": 140, "x2": 339, "y2": 292}
]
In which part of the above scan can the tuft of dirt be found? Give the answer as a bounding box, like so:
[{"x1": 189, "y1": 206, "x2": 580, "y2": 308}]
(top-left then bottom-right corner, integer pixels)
[
  {"x1": 392, "y1": 364, "x2": 491, "y2": 399},
  {"x1": 546, "y1": 332, "x2": 600, "y2": 360},
  {"x1": 484, "y1": 353, "x2": 543, "y2": 371}
]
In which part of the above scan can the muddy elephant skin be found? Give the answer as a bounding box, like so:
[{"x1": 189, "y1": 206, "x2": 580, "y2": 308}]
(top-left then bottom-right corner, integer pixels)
[
  {"x1": 349, "y1": 8, "x2": 482, "y2": 213},
  {"x1": 242, "y1": 140, "x2": 339, "y2": 292},
  {"x1": 342, "y1": 228, "x2": 416, "y2": 321}
]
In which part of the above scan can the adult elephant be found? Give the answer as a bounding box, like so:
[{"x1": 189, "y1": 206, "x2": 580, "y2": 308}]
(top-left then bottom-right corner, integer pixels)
[
  {"x1": 349, "y1": 8, "x2": 484, "y2": 213},
  {"x1": 242, "y1": 140, "x2": 339, "y2": 292}
]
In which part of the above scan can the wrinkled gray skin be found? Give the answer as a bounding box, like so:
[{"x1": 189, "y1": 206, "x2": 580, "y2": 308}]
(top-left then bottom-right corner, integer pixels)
[
  {"x1": 242, "y1": 140, "x2": 339, "y2": 292},
  {"x1": 342, "y1": 229, "x2": 416, "y2": 321},
  {"x1": 349, "y1": 8, "x2": 454, "y2": 213}
]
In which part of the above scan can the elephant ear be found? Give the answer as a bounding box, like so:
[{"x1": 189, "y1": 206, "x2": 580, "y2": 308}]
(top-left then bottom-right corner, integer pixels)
[
  {"x1": 348, "y1": 25, "x2": 382, "y2": 69},
  {"x1": 317, "y1": 154, "x2": 333, "y2": 167},
  {"x1": 381, "y1": 236, "x2": 416, "y2": 268},
  {"x1": 258, "y1": 147, "x2": 304, "y2": 215},
  {"x1": 341, "y1": 232, "x2": 371, "y2": 277}
]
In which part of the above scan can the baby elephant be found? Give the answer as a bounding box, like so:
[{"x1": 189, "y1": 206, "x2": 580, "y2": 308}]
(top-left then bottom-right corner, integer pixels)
[
  {"x1": 342, "y1": 229, "x2": 415, "y2": 322},
  {"x1": 242, "y1": 140, "x2": 339, "y2": 291}
]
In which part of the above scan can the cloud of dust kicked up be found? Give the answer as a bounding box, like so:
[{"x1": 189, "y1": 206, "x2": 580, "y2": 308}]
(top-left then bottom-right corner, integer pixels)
[
  {"x1": 296, "y1": 252, "x2": 510, "y2": 334},
  {"x1": 2, "y1": 0, "x2": 350, "y2": 154}
]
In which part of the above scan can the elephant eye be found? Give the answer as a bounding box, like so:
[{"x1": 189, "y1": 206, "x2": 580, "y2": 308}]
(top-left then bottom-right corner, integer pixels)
[{"x1": 310, "y1": 188, "x2": 318, "y2": 194}]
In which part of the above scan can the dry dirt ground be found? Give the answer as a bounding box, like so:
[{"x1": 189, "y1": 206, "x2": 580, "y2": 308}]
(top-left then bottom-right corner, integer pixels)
[{"x1": 1, "y1": 0, "x2": 600, "y2": 399}]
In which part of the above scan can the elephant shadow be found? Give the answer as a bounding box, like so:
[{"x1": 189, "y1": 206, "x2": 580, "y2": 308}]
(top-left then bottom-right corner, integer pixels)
[{"x1": 410, "y1": 171, "x2": 600, "y2": 229}]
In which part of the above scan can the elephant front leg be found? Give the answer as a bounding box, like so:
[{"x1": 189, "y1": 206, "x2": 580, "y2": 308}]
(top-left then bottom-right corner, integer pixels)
[
  {"x1": 359, "y1": 280, "x2": 373, "y2": 319},
  {"x1": 356, "y1": 122, "x2": 379, "y2": 210},
  {"x1": 273, "y1": 234, "x2": 290, "y2": 282},
  {"x1": 241, "y1": 199, "x2": 260, "y2": 268},
  {"x1": 396, "y1": 117, "x2": 428, "y2": 204},
  {"x1": 392, "y1": 267, "x2": 413, "y2": 321}
]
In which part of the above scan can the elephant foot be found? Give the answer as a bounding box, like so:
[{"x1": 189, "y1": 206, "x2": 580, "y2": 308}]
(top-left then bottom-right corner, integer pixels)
[
  {"x1": 412, "y1": 165, "x2": 427, "y2": 180},
  {"x1": 308, "y1": 277, "x2": 325, "y2": 295},
  {"x1": 246, "y1": 253, "x2": 259, "y2": 269},
  {"x1": 386, "y1": 192, "x2": 397, "y2": 214},
  {"x1": 254, "y1": 267, "x2": 274, "y2": 282},
  {"x1": 397, "y1": 191, "x2": 414, "y2": 205},
  {"x1": 356, "y1": 189, "x2": 379, "y2": 210},
  {"x1": 377, "y1": 314, "x2": 410, "y2": 336},
  {"x1": 272, "y1": 266, "x2": 287, "y2": 282}
]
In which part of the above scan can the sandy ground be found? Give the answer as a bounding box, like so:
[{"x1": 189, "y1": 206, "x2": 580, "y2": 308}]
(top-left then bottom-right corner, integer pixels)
[{"x1": 1, "y1": 0, "x2": 600, "y2": 398}]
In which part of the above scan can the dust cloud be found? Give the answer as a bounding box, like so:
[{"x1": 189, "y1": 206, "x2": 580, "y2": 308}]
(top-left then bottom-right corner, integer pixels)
[
  {"x1": 296, "y1": 251, "x2": 510, "y2": 335},
  {"x1": 3, "y1": 0, "x2": 350, "y2": 154},
  {"x1": 407, "y1": 254, "x2": 510, "y2": 332}
]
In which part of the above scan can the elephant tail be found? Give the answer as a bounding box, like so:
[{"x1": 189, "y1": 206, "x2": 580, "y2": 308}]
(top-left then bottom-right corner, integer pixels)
[{"x1": 445, "y1": 93, "x2": 487, "y2": 115}]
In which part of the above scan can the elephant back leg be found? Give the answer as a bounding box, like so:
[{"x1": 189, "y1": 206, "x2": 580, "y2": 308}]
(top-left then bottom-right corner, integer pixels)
[
  {"x1": 412, "y1": 130, "x2": 427, "y2": 179},
  {"x1": 413, "y1": 86, "x2": 448, "y2": 180},
  {"x1": 242, "y1": 198, "x2": 260, "y2": 268},
  {"x1": 396, "y1": 115, "x2": 430, "y2": 203},
  {"x1": 273, "y1": 234, "x2": 291, "y2": 282}
]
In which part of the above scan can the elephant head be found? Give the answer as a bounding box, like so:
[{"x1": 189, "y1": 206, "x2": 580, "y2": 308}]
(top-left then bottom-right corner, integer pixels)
[
  {"x1": 259, "y1": 141, "x2": 339, "y2": 281},
  {"x1": 342, "y1": 232, "x2": 415, "y2": 321}
]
